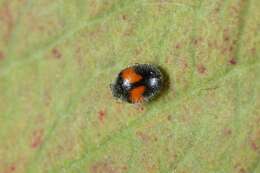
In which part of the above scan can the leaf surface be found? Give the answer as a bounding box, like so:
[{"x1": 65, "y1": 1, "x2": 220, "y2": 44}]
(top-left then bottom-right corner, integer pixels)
[{"x1": 0, "y1": 0, "x2": 259, "y2": 173}]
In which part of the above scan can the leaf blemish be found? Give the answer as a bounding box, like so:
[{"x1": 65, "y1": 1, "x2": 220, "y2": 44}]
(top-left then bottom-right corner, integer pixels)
[
  {"x1": 136, "y1": 131, "x2": 151, "y2": 142},
  {"x1": 121, "y1": 14, "x2": 128, "y2": 20},
  {"x1": 137, "y1": 106, "x2": 145, "y2": 112},
  {"x1": 239, "y1": 168, "x2": 246, "y2": 173},
  {"x1": 214, "y1": 7, "x2": 220, "y2": 13},
  {"x1": 10, "y1": 165, "x2": 16, "y2": 172},
  {"x1": 52, "y1": 48, "x2": 62, "y2": 59},
  {"x1": 5, "y1": 164, "x2": 16, "y2": 173},
  {"x1": 30, "y1": 129, "x2": 44, "y2": 149},
  {"x1": 229, "y1": 58, "x2": 237, "y2": 65},
  {"x1": 98, "y1": 110, "x2": 106, "y2": 123},
  {"x1": 222, "y1": 128, "x2": 232, "y2": 136},
  {"x1": 223, "y1": 29, "x2": 230, "y2": 41},
  {"x1": 251, "y1": 47, "x2": 256, "y2": 55},
  {"x1": 167, "y1": 115, "x2": 172, "y2": 121},
  {"x1": 177, "y1": 58, "x2": 188, "y2": 71},
  {"x1": 175, "y1": 43, "x2": 181, "y2": 49},
  {"x1": 229, "y1": 46, "x2": 234, "y2": 52},
  {"x1": 0, "y1": 2, "x2": 14, "y2": 41},
  {"x1": 91, "y1": 161, "x2": 117, "y2": 173},
  {"x1": 250, "y1": 140, "x2": 259, "y2": 152},
  {"x1": 224, "y1": 35, "x2": 230, "y2": 42},
  {"x1": 0, "y1": 51, "x2": 5, "y2": 60},
  {"x1": 197, "y1": 64, "x2": 207, "y2": 74},
  {"x1": 234, "y1": 163, "x2": 246, "y2": 173},
  {"x1": 193, "y1": 39, "x2": 199, "y2": 45},
  {"x1": 192, "y1": 37, "x2": 203, "y2": 46}
]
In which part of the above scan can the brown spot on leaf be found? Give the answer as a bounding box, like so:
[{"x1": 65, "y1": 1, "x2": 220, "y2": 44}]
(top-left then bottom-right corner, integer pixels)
[
  {"x1": 251, "y1": 47, "x2": 256, "y2": 55},
  {"x1": 193, "y1": 39, "x2": 198, "y2": 45},
  {"x1": 31, "y1": 129, "x2": 44, "y2": 149},
  {"x1": 9, "y1": 165, "x2": 16, "y2": 172},
  {"x1": 51, "y1": 48, "x2": 62, "y2": 59},
  {"x1": 175, "y1": 43, "x2": 181, "y2": 49},
  {"x1": 239, "y1": 168, "x2": 246, "y2": 173},
  {"x1": 234, "y1": 163, "x2": 247, "y2": 173},
  {"x1": 0, "y1": 51, "x2": 5, "y2": 60},
  {"x1": 179, "y1": 58, "x2": 188, "y2": 72},
  {"x1": 122, "y1": 166, "x2": 128, "y2": 171},
  {"x1": 121, "y1": 14, "x2": 128, "y2": 20},
  {"x1": 11, "y1": 165, "x2": 16, "y2": 171},
  {"x1": 214, "y1": 7, "x2": 220, "y2": 13},
  {"x1": 249, "y1": 134, "x2": 259, "y2": 152},
  {"x1": 98, "y1": 110, "x2": 106, "y2": 123},
  {"x1": 221, "y1": 47, "x2": 228, "y2": 54},
  {"x1": 224, "y1": 36, "x2": 230, "y2": 41},
  {"x1": 136, "y1": 131, "x2": 150, "y2": 142},
  {"x1": 167, "y1": 115, "x2": 172, "y2": 121},
  {"x1": 229, "y1": 58, "x2": 237, "y2": 65},
  {"x1": 197, "y1": 64, "x2": 207, "y2": 74},
  {"x1": 229, "y1": 46, "x2": 234, "y2": 52},
  {"x1": 222, "y1": 128, "x2": 232, "y2": 136},
  {"x1": 4, "y1": 164, "x2": 16, "y2": 173},
  {"x1": 91, "y1": 161, "x2": 118, "y2": 173},
  {"x1": 231, "y1": 5, "x2": 240, "y2": 15},
  {"x1": 136, "y1": 106, "x2": 145, "y2": 112},
  {"x1": 0, "y1": 2, "x2": 14, "y2": 41},
  {"x1": 223, "y1": 29, "x2": 230, "y2": 42},
  {"x1": 224, "y1": 34, "x2": 230, "y2": 41},
  {"x1": 192, "y1": 37, "x2": 203, "y2": 46},
  {"x1": 250, "y1": 140, "x2": 258, "y2": 151}
]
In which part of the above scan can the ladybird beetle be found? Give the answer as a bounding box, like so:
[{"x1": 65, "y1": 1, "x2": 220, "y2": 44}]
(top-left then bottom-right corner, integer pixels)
[{"x1": 111, "y1": 64, "x2": 163, "y2": 104}]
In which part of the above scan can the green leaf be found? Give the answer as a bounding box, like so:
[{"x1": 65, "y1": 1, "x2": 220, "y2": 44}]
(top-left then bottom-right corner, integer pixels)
[{"x1": 0, "y1": 0, "x2": 259, "y2": 173}]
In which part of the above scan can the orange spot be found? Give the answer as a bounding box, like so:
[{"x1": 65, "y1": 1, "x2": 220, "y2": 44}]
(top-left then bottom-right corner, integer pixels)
[
  {"x1": 130, "y1": 86, "x2": 145, "y2": 103},
  {"x1": 121, "y1": 68, "x2": 142, "y2": 83}
]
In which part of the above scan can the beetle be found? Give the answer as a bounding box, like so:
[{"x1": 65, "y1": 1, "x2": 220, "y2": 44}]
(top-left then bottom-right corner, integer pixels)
[{"x1": 111, "y1": 64, "x2": 163, "y2": 104}]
